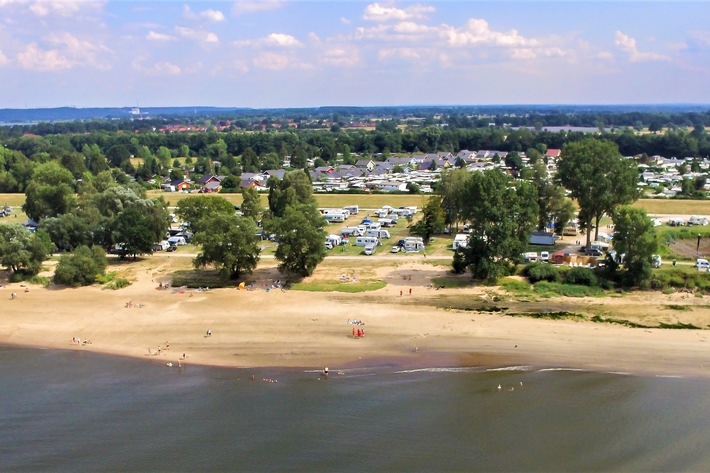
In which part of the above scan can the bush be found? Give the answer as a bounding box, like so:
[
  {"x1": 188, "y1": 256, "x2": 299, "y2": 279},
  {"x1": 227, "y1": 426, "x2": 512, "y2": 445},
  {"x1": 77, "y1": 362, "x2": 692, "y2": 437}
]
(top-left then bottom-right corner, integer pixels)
[
  {"x1": 54, "y1": 245, "x2": 108, "y2": 287},
  {"x1": 524, "y1": 263, "x2": 560, "y2": 283},
  {"x1": 103, "y1": 277, "x2": 131, "y2": 290},
  {"x1": 534, "y1": 281, "x2": 603, "y2": 297},
  {"x1": 563, "y1": 267, "x2": 598, "y2": 286}
]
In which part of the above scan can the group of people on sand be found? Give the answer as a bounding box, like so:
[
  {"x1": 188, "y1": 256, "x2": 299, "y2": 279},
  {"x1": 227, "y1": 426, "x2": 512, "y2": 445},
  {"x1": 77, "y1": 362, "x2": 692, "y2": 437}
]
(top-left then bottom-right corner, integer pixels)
[
  {"x1": 9, "y1": 287, "x2": 29, "y2": 300},
  {"x1": 125, "y1": 301, "x2": 144, "y2": 309},
  {"x1": 72, "y1": 337, "x2": 91, "y2": 346}
]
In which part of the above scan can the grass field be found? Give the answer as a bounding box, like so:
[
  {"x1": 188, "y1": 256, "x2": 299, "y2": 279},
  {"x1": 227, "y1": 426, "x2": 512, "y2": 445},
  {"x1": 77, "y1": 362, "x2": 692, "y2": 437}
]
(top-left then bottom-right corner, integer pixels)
[
  {"x1": 3, "y1": 190, "x2": 710, "y2": 216},
  {"x1": 633, "y1": 199, "x2": 710, "y2": 215}
]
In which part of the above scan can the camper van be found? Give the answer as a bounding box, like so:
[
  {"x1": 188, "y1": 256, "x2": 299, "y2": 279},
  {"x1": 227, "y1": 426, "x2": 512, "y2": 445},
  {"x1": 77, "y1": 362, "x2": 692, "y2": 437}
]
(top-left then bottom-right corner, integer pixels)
[
  {"x1": 355, "y1": 236, "x2": 379, "y2": 247},
  {"x1": 364, "y1": 244, "x2": 376, "y2": 256},
  {"x1": 452, "y1": 234, "x2": 469, "y2": 250},
  {"x1": 343, "y1": 205, "x2": 359, "y2": 216},
  {"x1": 167, "y1": 236, "x2": 187, "y2": 246},
  {"x1": 402, "y1": 237, "x2": 425, "y2": 252}
]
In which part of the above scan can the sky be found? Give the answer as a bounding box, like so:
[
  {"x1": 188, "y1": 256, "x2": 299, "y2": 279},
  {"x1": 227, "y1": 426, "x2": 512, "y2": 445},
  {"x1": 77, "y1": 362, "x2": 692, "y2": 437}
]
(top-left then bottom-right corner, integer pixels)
[{"x1": 0, "y1": 0, "x2": 709, "y2": 108}]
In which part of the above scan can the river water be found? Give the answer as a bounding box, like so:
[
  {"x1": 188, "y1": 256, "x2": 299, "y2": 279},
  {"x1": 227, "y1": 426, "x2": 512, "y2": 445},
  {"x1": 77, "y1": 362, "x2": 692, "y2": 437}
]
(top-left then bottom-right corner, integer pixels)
[{"x1": 1, "y1": 346, "x2": 709, "y2": 472}]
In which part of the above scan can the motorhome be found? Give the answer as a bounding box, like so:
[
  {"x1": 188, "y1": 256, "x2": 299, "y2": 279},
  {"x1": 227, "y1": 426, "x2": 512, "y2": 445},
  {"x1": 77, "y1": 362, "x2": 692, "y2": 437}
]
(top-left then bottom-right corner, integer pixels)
[
  {"x1": 355, "y1": 236, "x2": 379, "y2": 247},
  {"x1": 343, "y1": 205, "x2": 359, "y2": 216},
  {"x1": 688, "y1": 216, "x2": 708, "y2": 226},
  {"x1": 341, "y1": 226, "x2": 364, "y2": 237},
  {"x1": 452, "y1": 234, "x2": 469, "y2": 250},
  {"x1": 167, "y1": 236, "x2": 187, "y2": 246},
  {"x1": 321, "y1": 208, "x2": 351, "y2": 218},
  {"x1": 364, "y1": 244, "x2": 376, "y2": 256},
  {"x1": 402, "y1": 237, "x2": 425, "y2": 252},
  {"x1": 326, "y1": 234, "x2": 343, "y2": 246},
  {"x1": 366, "y1": 229, "x2": 390, "y2": 239}
]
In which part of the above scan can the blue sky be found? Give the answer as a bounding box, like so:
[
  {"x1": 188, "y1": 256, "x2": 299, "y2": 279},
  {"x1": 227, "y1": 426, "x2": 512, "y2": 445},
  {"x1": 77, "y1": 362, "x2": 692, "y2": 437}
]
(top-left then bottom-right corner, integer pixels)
[{"x1": 0, "y1": 0, "x2": 708, "y2": 108}]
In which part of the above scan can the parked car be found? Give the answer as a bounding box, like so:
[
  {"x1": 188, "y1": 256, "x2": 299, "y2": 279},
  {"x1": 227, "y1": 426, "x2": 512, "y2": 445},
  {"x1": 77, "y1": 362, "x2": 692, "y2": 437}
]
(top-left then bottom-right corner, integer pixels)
[
  {"x1": 695, "y1": 258, "x2": 710, "y2": 270},
  {"x1": 540, "y1": 251, "x2": 550, "y2": 263},
  {"x1": 166, "y1": 245, "x2": 177, "y2": 252},
  {"x1": 584, "y1": 248, "x2": 603, "y2": 257},
  {"x1": 391, "y1": 246, "x2": 400, "y2": 253}
]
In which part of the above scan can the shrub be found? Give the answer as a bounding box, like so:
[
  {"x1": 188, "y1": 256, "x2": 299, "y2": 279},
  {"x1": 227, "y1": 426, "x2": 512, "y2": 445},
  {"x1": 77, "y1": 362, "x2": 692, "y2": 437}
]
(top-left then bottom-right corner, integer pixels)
[
  {"x1": 103, "y1": 277, "x2": 131, "y2": 290},
  {"x1": 563, "y1": 267, "x2": 598, "y2": 286},
  {"x1": 523, "y1": 263, "x2": 560, "y2": 283},
  {"x1": 54, "y1": 245, "x2": 108, "y2": 287}
]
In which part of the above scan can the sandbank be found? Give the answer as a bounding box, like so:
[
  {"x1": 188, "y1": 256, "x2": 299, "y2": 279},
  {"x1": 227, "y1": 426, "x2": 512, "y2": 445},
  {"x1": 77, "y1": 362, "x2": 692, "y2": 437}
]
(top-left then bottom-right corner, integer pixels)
[{"x1": 1, "y1": 260, "x2": 709, "y2": 378}]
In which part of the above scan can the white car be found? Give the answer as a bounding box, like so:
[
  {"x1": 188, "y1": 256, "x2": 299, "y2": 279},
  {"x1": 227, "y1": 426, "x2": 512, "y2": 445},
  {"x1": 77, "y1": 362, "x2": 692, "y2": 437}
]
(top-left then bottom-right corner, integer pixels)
[
  {"x1": 695, "y1": 258, "x2": 710, "y2": 271},
  {"x1": 391, "y1": 246, "x2": 400, "y2": 253},
  {"x1": 540, "y1": 251, "x2": 550, "y2": 263}
]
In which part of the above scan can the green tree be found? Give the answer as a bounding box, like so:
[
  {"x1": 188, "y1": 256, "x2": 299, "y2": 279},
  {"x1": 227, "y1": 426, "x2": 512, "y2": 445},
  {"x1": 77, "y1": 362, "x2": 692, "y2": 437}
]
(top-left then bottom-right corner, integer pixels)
[
  {"x1": 556, "y1": 139, "x2": 638, "y2": 246},
  {"x1": 612, "y1": 207, "x2": 658, "y2": 286},
  {"x1": 192, "y1": 214, "x2": 261, "y2": 280},
  {"x1": 272, "y1": 203, "x2": 326, "y2": 277},
  {"x1": 53, "y1": 245, "x2": 108, "y2": 287},
  {"x1": 267, "y1": 170, "x2": 314, "y2": 218},
  {"x1": 112, "y1": 206, "x2": 162, "y2": 258},
  {"x1": 241, "y1": 187, "x2": 262, "y2": 222},
  {"x1": 106, "y1": 144, "x2": 131, "y2": 167},
  {"x1": 409, "y1": 196, "x2": 445, "y2": 244},
  {"x1": 23, "y1": 161, "x2": 77, "y2": 222},
  {"x1": 176, "y1": 195, "x2": 235, "y2": 233},
  {"x1": 457, "y1": 170, "x2": 538, "y2": 281},
  {"x1": 39, "y1": 213, "x2": 93, "y2": 252},
  {"x1": 0, "y1": 225, "x2": 53, "y2": 276},
  {"x1": 439, "y1": 168, "x2": 468, "y2": 231}
]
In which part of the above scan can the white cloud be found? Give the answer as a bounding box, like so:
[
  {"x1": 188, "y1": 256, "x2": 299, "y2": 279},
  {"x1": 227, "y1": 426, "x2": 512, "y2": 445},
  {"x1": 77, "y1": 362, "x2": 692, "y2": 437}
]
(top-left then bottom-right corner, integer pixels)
[
  {"x1": 0, "y1": 49, "x2": 8, "y2": 65},
  {"x1": 340, "y1": 17, "x2": 351, "y2": 25},
  {"x1": 252, "y1": 52, "x2": 290, "y2": 70},
  {"x1": 378, "y1": 47, "x2": 422, "y2": 61},
  {"x1": 444, "y1": 19, "x2": 536, "y2": 48},
  {"x1": 252, "y1": 51, "x2": 311, "y2": 71},
  {"x1": 27, "y1": 0, "x2": 103, "y2": 17},
  {"x1": 175, "y1": 26, "x2": 219, "y2": 43},
  {"x1": 232, "y1": 0, "x2": 283, "y2": 15},
  {"x1": 321, "y1": 48, "x2": 360, "y2": 68},
  {"x1": 17, "y1": 42, "x2": 73, "y2": 71},
  {"x1": 147, "y1": 31, "x2": 176, "y2": 42},
  {"x1": 235, "y1": 33, "x2": 302, "y2": 48},
  {"x1": 15, "y1": 32, "x2": 111, "y2": 71},
  {"x1": 133, "y1": 58, "x2": 182, "y2": 76},
  {"x1": 183, "y1": 5, "x2": 225, "y2": 22},
  {"x1": 363, "y1": 3, "x2": 435, "y2": 22},
  {"x1": 615, "y1": 31, "x2": 669, "y2": 62},
  {"x1": 264, "y1": 33, "x2": 301, "y2": 47}
]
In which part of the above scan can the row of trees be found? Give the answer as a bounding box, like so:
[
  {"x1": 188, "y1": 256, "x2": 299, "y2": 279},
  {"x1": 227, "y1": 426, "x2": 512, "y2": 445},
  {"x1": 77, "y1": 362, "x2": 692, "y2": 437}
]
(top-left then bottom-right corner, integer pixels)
[{"x1": 1, "y1": 120, "x2": 709, "y2": 194}]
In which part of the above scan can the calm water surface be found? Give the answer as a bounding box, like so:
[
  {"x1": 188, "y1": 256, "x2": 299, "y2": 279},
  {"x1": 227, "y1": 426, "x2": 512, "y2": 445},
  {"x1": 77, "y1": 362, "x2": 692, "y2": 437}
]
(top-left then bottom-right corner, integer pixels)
[{"x1": 1, "y1": 347, "x2": 709, "y2": 472}]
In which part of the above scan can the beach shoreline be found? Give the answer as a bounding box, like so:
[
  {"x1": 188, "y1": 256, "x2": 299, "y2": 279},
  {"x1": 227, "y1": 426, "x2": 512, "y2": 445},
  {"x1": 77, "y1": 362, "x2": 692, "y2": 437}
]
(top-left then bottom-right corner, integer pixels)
[{"x1": 1, "y1": 261, "x2": 709, "y2": 378}]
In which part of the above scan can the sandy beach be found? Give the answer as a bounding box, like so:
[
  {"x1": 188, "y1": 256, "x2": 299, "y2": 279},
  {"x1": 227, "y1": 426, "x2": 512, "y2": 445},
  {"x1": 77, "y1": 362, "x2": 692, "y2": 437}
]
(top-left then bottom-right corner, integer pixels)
[{"x1": 1, "y1": 258, "x2": 710, "y2": 377}]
